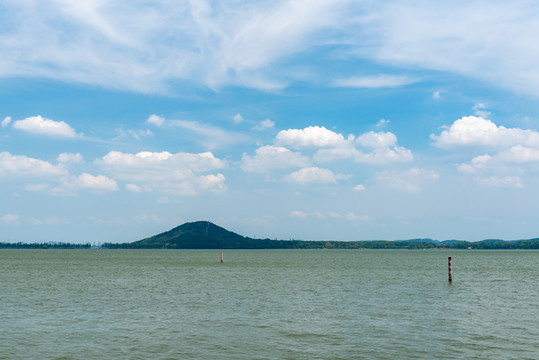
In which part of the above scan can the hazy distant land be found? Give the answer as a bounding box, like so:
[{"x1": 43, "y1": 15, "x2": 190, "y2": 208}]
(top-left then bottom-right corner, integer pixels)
[{"x1": 2, "y1": 221, "x2": 538, "y2": 249}]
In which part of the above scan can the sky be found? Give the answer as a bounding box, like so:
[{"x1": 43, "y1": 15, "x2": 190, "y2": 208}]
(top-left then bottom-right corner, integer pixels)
[{"x1": 2, "y1": 0, "x2": 539, "y2": 243}]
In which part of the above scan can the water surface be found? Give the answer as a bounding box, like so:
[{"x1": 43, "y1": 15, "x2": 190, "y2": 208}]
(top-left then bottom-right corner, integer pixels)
[{"x1": 1, "y1": 250, "x2": 537, "y2": 359}]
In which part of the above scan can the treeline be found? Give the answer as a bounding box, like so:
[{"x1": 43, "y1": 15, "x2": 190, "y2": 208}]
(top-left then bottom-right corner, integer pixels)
[
  {"x1": 101, "y1": 238, "x2": 539, "y2": 250},
  {"x1": 0, "y1": 242, "x2": 92, "y2": 249}
]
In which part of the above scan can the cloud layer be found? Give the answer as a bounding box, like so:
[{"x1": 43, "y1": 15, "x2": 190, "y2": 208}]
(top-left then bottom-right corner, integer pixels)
[{"x1": 2, "y1": 1, "x2": 539, "y2": 96}]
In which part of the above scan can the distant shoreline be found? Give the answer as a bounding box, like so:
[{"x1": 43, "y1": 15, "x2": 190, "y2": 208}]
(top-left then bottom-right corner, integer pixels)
[{"x1": 2, "y1": 239, "x2": 538, "y2": 250}]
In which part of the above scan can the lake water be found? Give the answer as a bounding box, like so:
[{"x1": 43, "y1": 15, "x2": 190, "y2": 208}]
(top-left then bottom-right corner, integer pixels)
[{"x1": 1, "y1": 249, "x2": 537, "y2": 359}]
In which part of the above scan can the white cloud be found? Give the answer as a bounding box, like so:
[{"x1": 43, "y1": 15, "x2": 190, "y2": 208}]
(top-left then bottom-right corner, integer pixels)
[
  {"x1": 473, "y1": 103, "x2": 491, "y2": 118},
  {"x1": 1, "y1": 116, "x2": 11, "y2": 127},
  {"x1": 276, "y1": 126, "x2": 348, "y2": 149},
  {"x1": 0, "y1": 152, "x2": 66, "y2": 177},
  {"x1": 284, "y1": 167, "x2": 349, "y2": 185},
  {"x1": 290, "y1": 210, "x2": 308, "y2": 219},
  {"x1": 353, "y1": 184, "x2": 366, "y2": 191},
  {"x1": 233, "y1": 113, "x2": 244, "y2": 124},
  {"x1": 1, "y1": 2, "x2": 539, "y2": 97},
  {"x1": 125, "y1": 183, "x2": 142, "y2": 192},
  {"x1": 98, "y1": 150, "x2": 225, "y2": 177},
  {"x1": 12, "y1": 115, "x2": 80, "y2": 138},
  {"x1": 375, "y1": 168, "x2": 439, "y2": 193},
  {"x1": 431, "y1": 116, "x2": 539, "y2": 148},
  {"x1": 35, "y1": 173, "x2": 119, "y2": 194},
  {"x1": 438, "y1": 116, "x2": 539, "y2": 185},
  {"x1": 314, "y1": 130, "x2": 412, "y2": 164},
  {"x1": 368, "y1": 2, "x2": 539, "y2": 97},
  {"x1": 197, "y1": 173, "x2": 226, "y2": 192},
  {"x1": 146, "y1": 114, "x2": 165, "y2": 127},
  {"x1": 97, "y1": 150, "x2": 227, "y2": 195},
  {"x1": 352, "y1": 146, "x2": 413, "y2": 164},
  {"x1": 275, "y1": 126, "x2": 412, "y2": 164},
  {"x1": 241, "y1": 145, "x2": 309, "y2": 173},
  {"x1": 356, "y1": 131, "x2": 397, "y2": 148},
  {"x1": 459, "y1": 145, "x2": 539, "y2": 175},
  {"x1": 25, "y1": 184, "x2": 51, "y2": 192},
  {"x1": 254, "y1": 118, "x2": 275, "y2": 131},
  {"x1": 123, "y1": 129, "x2": 153, "y2": 140},
  {"x1": 333, "y1": 74, "x2": 416, "y2": 88},
  {"x1": 151, "y1": 117, "x2": 249, "y2": 149},
  {"x1": 457, "y1": 145, "x2": 539, "y2": 187},
  {"x1": 67, "y1": 173, "x2": 118, "y2": 192},
  {"x1": 57, "y1": 152, "x2": 83, "y2": 164},
  {"x1": 475, "y1": 176, "x2": 523, "y2": 188},
  {"x1": 0, "y1": 1, "x2": 349, "y2": 92},
  {"x1": 345, "y1": 212, "x2": 372, "y2": 222},
  {"x1": 376, "y1": 118, "x2": 390, "y2": 127},
  {"x1": 301, "y1": 211, "x2": 371, "y2": 222},
  {"x1": 1, "y1": 214, "x2": 19, "y2": 224}
]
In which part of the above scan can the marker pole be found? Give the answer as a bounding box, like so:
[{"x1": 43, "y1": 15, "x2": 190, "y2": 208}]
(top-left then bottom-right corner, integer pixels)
[{"x1": 448, "y1": 256, "x2": 452, "y2": 282}]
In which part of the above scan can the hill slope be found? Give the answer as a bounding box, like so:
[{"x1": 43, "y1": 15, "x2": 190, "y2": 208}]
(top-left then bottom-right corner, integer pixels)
[{"x1": 126, "y1": 221, "x2": 297, "y2": 249}]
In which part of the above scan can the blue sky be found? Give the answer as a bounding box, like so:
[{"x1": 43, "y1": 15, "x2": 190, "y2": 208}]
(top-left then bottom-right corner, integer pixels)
[{"x1": 2, "y1": 0, "x2": 539, "y2": 243}]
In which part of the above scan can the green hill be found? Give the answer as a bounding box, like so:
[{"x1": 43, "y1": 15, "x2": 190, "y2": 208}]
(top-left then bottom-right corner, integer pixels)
[{"x1": 119, "y1": 221, "x2": 299, "y2": 249}]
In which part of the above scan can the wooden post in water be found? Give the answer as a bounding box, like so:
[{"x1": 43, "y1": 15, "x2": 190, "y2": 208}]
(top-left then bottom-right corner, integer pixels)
[
  {"x1": 221, "y1": 252, "x2": 223, "y2": 263},
  {"x1": 448, "y1": 256, "x2": 452, "y2": 282}
]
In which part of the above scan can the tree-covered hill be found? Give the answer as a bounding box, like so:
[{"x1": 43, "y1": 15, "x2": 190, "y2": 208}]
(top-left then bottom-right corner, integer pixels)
[{"x1": 101, "y1": 221, "x2": 539, "y2": 250}]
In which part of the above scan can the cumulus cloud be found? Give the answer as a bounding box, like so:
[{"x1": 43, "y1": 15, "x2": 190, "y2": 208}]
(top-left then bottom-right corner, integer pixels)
[
  {"x1": 96, "y1": 150, "x2": 227, "y2": 195},
  {"x1": 254, "y1": 118, "x2": 275, "y2": 131},
  {"x1": 233, "y1": 113, "x2": 244, "y2": 124},
  {"x1": 276, "y1": 126, "x2": 348, "y2": 149},
  {"x1": 146, "y1": 114, "x2": 165, "y2": 127},
  {"x1": 312, "y1": 129, "x2": 412, "y2": 164},
  {"x1": 12, "y1": 115, "x2": 81, "y2": 138},
  {"x1": 457, "y1": 145, "x2": 539, "y2": 188},
  {"x1": 0, "y1": 152, "x2": 67, "y2": 177},
  {"x1": 457, "y1": 145, "x2": 539, "y2": 175},
  {"x1": 356, "y1": 131, "x2": 397, "y2": 148},
  {"x1": 284, "y1": 167, "x2": 349, "y2": 185},
  {"x1": 98, "y1": 150, "x2": 225, "y2": 176},
  {"x1": 0, "y1": 152, "x2": 120, "y2": 195},
  {"x1": 57, "y1": 153, "x2": 83, "y2": 164},
  {"x1": 375, "y1": 168, "x2": 439, "y2": 193},
  {"x1": 333, "y1": 74, "x2": 416, "y2": 88},
  {"x1": 432, "y1": 116, "x2": 539, "y2": 149},
  {"x1": 241, "y1": 146, "x2": 309, "y2": 173},
  {"x1": 63, "y1": 173, "x2": 118, "y2": 192},
  {"x1": 353, "y1": 184, "x2": 366, "y2": 191},
  {"x1": 261, "y1": 126, "x2": 413, "y2": 167},
  {"x1": 437, "y1": 116, "x2": 539, "y2": 186}
]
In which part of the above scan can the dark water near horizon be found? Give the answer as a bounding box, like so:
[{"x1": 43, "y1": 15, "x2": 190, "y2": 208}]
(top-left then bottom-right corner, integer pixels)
[{"x1": 1, "y1": 249, "x2": 537, "y2": 359}]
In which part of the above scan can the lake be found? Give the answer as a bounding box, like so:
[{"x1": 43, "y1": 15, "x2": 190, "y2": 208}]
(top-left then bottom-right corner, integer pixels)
[{"x1": 1, "y1": 249, "x2": 537, "y2": 359}]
